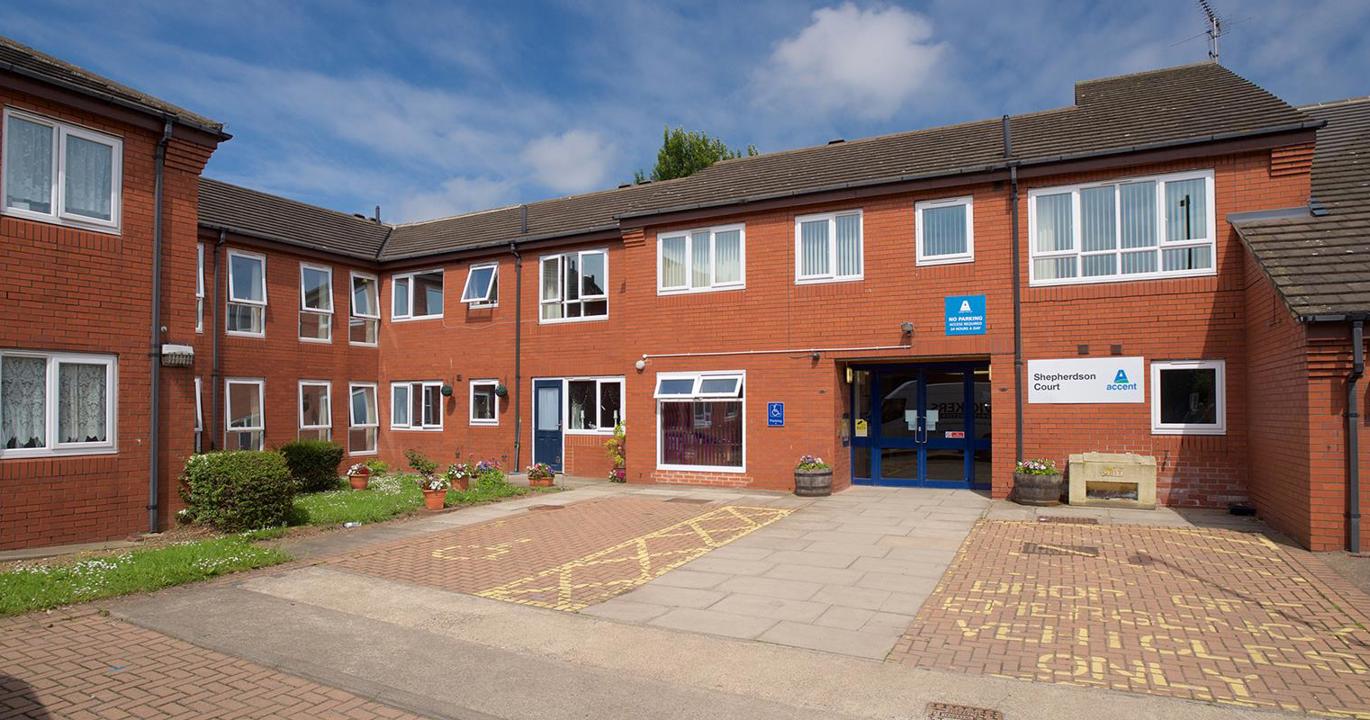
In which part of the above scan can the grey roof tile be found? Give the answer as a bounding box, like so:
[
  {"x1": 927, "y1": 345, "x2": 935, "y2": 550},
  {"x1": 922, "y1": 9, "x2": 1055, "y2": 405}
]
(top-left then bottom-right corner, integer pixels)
[{"x1": 199, "y1": 178, "x2": 390, "y2": 260}]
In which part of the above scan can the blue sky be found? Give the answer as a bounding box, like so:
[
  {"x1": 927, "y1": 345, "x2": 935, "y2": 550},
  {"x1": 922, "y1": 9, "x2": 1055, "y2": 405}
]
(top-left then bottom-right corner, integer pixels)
[{"x1": 3, "y1": 0, "x2": 1367, "y2": 222}]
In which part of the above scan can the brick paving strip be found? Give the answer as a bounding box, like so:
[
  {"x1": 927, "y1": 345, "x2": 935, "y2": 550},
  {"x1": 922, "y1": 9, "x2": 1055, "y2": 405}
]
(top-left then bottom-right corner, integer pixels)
[
  {"x1": 0, "y1": 611, "x2": 425, "y2": 719},
  {"x1": 889, "y1": 520, "x2": 1370, "y2": 719},
  {"x1": 331, "y1": 497, "x2": 791, "y2": 611}
]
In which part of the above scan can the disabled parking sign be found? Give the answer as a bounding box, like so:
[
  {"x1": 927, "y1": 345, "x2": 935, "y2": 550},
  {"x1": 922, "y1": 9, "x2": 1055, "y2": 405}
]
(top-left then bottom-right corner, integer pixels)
[
  {"x1": 945, "y1": 295, "x2": 986, "y2": 335},
  {"x1": 767, "y1": 402, "x2": 784, "y2": 427}
]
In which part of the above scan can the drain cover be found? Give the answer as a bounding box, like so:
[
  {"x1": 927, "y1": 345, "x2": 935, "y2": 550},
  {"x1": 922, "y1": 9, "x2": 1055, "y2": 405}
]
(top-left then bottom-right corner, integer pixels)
[
  {"x1": 665, "y1": 497, "x2": 712, "y2": 504},
  {"x1": 1037, "y1": 515, "x2": 1099, "y2": 525},
  {"x1": 1021, "y1": 542, "x2": 1099, "y2": 557},
  {"x1": 926, "y1": 702, "x2": 1004, "y2": 720}
]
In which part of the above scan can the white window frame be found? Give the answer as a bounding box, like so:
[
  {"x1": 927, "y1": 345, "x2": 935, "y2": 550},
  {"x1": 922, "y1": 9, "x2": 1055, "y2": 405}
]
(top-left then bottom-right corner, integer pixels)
[
  {"x1": 0, "y1": 350, "x2": 117, "y2": 458},
  {"x1": 1027, "y1": 169, "x2": 1217, "y2": 287},
  {"x1": 349, "y1": 271, "x2": 380, "y2": 347},
  {"x1": 461, "y1": 262, "x2": 499, "y2": 308},
  {"x1": 1151, "y1": 359, "x2": 1226, "y2": 435},
  {"x1": 654, "y1": 370, "x2": 746, "y2": 474},
  {"x1": 469, "y1": 379, "x2": 499, "y2": 426},
  {"x1": 391, "y1": 268, "x2": 444, "y2": 321},
  {"x1": 656, "y1": 224, "x2": 746, "y2": 294},
  {"x1": 224, "y1": 377, "x2": 265, "y2": 451},
  {"x1": 196, "y1": 243, "x2": 205, "y2": 334},
  {"x1": 298, "y1": 263, "x2": 333, "y2": 343},
  {"x1": 193, "y1": 376, "x2": 203, "y2": 452},
  {"x1": 564, "y1": 377, "x2": 624, "y2": 435},
  {"x1": 298, "y1": 380, "x2": 332, "y2": 440},
  {"x1": 539, "y1": 249, "x2": 609, "y2": 323},
  {"x1": 348, "y1": 382, "x2": 379, "y2": 456},
  {"x1": 226, "y1": 249, "x2": 267, "y2": 337},
  {"x1": 794, "y1": 209, "x2": 863, "y2": 284},
  {"x1": 915, "y1": 196, "x2": 975, "y2": 266},
  {"x1": 391, "y1": 380, "x2": 443, "y2": 431},
  {"x1": 1, "y1": 107, "x2": 123, "y2": 233}
]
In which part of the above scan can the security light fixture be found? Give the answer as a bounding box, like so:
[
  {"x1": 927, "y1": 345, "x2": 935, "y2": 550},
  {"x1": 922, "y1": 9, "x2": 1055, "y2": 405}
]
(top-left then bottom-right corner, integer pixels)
[
  {"x1": 900, "y1": 321, "x2": 914, "y2": 335},
  {"x1": 635, "y1": 359, "x2": 647, "y2": 372}
]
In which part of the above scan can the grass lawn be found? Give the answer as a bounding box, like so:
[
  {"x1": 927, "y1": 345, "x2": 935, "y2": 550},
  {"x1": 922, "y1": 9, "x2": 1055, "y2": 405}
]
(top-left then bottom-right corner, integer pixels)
[
  {"x1": 0, "y1": 531, "x2": 288, "y2": 616},
  {"x1": 291, "y1": 472, "x2": 557, "y2": 526}
]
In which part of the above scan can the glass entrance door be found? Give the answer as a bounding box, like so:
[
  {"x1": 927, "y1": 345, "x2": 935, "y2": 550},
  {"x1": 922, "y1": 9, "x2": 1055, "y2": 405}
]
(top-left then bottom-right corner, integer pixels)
[{"x1": 850, "y1": 363, "x2": 990, "y2": 488}]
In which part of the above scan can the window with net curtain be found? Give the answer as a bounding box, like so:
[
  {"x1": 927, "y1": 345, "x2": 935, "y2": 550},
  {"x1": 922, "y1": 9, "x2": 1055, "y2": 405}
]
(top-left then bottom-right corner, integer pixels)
[
  {"x1": 3, "y1": 109, "x2": 120, "y2": 229},
  {"x1": 796, "y1": 211, "x2": 861, "y2": 282},
  {"x1": 1031, "y1": 170, "x2": 1213, "y2": 284},
  {"x1": 1, "y1": 353, "x2": 113, "y2": 454},
  {"x1": 659, "y1": 226, "x2": 743, "y2": 292},
  {"x1": 917, "y1": 197, "x2": 973, "y2": 264}
]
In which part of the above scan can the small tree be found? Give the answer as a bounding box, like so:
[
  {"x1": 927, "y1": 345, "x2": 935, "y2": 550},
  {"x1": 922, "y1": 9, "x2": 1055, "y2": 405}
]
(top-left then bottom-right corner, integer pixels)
[{"x1": 635, "y1": 127, "x2": 757, "y2": 183}]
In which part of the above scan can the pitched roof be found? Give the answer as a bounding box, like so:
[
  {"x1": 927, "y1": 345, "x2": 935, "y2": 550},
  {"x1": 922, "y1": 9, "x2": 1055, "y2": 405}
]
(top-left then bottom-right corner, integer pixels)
[
  {"x1": 0, "y1": 34, "x2": 226, "y2": 137},
  {"x1": 199, "y1": 178, "x2": 390, "y2": 260},
  {"x1": 199, "y1": 62, "x2": 1316, "y2": 264},
  {"x1": 1233, "y1": 98, "x2": 1370, "y2": 319}
]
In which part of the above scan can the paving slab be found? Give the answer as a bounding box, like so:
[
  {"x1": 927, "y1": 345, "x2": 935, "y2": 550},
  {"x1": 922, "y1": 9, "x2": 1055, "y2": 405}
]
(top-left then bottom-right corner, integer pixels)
[
  {"x1": 710, "y1": 594, "x2": 828, "y2": 623},
  {"x1": 650, "y1": 607, "x2": 779, "y2": 639},
  {"x1": 758, "y1": 621, "x2": 901, "y2": 660}
]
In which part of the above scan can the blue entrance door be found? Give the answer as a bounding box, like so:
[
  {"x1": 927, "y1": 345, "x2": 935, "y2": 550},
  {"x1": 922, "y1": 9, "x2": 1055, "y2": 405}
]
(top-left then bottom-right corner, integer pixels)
[
  {"x1": 533, "y1": 380, "x2": 563, "y2": 471},
  {"x1": 850, "y1": 363, "x2": 990, "y2": 488}
]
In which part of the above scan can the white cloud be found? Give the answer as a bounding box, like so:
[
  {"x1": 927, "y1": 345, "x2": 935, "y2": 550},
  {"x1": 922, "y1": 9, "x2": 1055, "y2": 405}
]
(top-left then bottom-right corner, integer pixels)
[
  {"x1": 394, "y1": 177, "x2": 518, "y2": 223},
  {"x1": 754, "y1": 3, "x2": 947, "y2": 121},
  {"x1": 521, "y1": 130, "x2": 616, "y2": 194}
]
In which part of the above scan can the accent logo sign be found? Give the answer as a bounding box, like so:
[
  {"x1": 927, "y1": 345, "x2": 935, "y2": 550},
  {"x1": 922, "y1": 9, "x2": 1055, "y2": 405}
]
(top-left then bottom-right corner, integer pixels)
[{"x1": 1027, "y1": 357, "x2": 1145, "y2": 404}]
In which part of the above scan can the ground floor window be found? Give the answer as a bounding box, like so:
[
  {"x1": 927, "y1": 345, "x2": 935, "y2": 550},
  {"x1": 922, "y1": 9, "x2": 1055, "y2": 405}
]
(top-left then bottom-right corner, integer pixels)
[
  {"x1": 655, "y1": 372, "x2": 744, "y2": 471},
  {"x1": 193, "y1": 377, "x2": 203, "y2": 453},
  {"x1": 567, "y1": 377, "x2": 622, "y2": 432},
  {"x1": 225, "y1": 378, "x2": 264, "y2": 450},
  {"x1": 1151, "y1": 359, "x2": 1225, "y2": 434},
  {"x1": 391, "y1": 381, "x2": 442, "y2": 430},
  {"x1": 299, "y1": 381, "x2": 331, "y2": 441},
  {"x1": 469, "y1": 380, "x2": 498, "y2": 425},
  {"x1": 349, "y1": 383, "x2": 378, "y2": 454},
  {"x1": 0, "y1": 350, "x2": 116, "y2": 457}
]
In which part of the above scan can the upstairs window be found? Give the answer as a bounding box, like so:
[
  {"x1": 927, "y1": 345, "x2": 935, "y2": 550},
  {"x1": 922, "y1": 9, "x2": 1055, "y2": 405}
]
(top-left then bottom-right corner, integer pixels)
[
  {"x1": 540, "y1": 250, "x2": 607, "y2": 322},
  {"x1": 2, "y1": 108, "x2": 122, "y2": 232},
  {"x1": 0, "y1": 350, "x2": 116, "y2": 457},
  {"x1": 469, "y1": 380, "x2": 498, "y2": 425},
  {"x1": 298, "y1": 381, "x2": 331, "y2": 441},
  {"x1": 916, "y1": 197, "x2": 974, "y2": 265},
  {"x1": 299, "y1": 264, "x2": 333, "y2": 342},
  {"x1": 391, "y1": 381, "x2": 442, "y2": 430},
  {"x1": 567, "y1": 378, "x2": 622, "y2": 433},
  {"x1": 392, "y1": 269, "x2": 444, "y2": 320},
  {"x1": 225, "y1": 378, "x2": 264, "y2": 450},
  {"x1": 795, "y1": 210, "x2": 862, "y2": 283},
  {"x1": 350, "y1": 272, "x2": 379, "y2": 345},
  {"x1": 349, "y1": 383, "x2": 378, "y2": 455},
  {"x1": 1029, "y1": 169, "x2": 1215, "y2": 285},
  {"x1": 658, "y1": 225, "x2": 745, "y2": 294},
  {"x1": 461, "y1": 263, "x2": 499, "y2": 307},
  {"x1": 196, "y1": 244, "x2": 205, "y2": 333},
  {"x1": 227, "y1": 250, "x2": 266, "y2": 336}
]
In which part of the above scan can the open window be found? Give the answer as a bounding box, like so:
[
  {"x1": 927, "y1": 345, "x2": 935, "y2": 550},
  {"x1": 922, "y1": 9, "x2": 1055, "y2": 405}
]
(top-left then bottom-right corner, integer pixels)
[
  {"x1": 348, "y1": 383, "x2": 378, "y2": 454},
  {"x1": 461, "y1": 263, "x2": 499, "y2": 307},
  {"x1": 350, "y1": 272, "x2": 379, "y2": 345}
]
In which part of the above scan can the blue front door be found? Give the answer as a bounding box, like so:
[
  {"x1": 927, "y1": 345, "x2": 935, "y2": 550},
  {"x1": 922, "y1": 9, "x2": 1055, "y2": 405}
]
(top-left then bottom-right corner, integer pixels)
[
  {"x1": 533, "y1": 380, "x2": 563, "y2": 471},
  {"x1": 850, "y1": 363, "x2": 991, "y2": 488}
]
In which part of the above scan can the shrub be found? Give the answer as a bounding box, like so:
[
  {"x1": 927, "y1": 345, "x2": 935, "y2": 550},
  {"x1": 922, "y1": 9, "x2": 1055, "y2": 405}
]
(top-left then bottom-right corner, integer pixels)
[
  {"x1": 180, "y1": 451, "x2": 296, "y2": 532},
  {"x1": 279, "y1": 440, "x2": 346, "y2": 492},
  {"x1": 364, "y1": 458, "x2": 389, "y2": 475},
  {"x1": 404, "y1": 449, "x2": 438, "y2": 476}
]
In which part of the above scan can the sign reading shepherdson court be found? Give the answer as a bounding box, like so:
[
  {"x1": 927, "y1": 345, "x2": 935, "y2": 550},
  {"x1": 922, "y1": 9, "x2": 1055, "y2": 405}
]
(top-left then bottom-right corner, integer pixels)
[
  {"x1": 944, "y1": 295, "x2": 987, "y2": 335},
  {"x1": 1028, "y1": 357, "x2": 1144, "y2": 404}
]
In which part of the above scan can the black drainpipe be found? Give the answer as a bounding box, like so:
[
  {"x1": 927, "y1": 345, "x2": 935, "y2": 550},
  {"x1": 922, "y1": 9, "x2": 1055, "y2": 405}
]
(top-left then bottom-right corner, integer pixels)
[
  {"x1": 511, "y1": 204, "x2": 528, "y2": 469},
  {"x1": 212, "y1": 229, "x2": 226, "y2": 451},
  {"x1": 1348, "y1": 319, "x2": 1363, "y2": 553},
  {"x1": 1004, "y1": 115, "x2": 1024, "y2": 462},
  {"x1": 148, "y1": 119, "x2": 173, "y2": 534}
]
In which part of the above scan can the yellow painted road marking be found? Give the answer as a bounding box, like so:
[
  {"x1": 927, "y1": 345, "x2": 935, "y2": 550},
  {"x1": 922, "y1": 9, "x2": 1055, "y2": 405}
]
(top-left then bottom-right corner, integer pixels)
[
  {"x1": 431, "y1": 538, "x2": 533, "y2": 561},
  {"x1": 476, "y1": 505, "x2": 792, "y2": 611}
]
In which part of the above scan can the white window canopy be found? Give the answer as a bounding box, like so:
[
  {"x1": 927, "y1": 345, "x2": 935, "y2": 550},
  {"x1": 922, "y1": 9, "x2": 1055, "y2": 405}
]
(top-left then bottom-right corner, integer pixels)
[
  {"x1": 654, "y1": 373, "x2": 744, "y2": 399},
  {"x1": 461, "y1": 263, "x2": 498, "y2": 305}
]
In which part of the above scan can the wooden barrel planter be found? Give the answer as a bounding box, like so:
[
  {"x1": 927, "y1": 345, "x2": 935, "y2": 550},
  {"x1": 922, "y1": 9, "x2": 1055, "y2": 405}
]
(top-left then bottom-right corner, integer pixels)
[
  {"x1": 1013, "y1": 471, "x2": 1063, "y2": 506},
  {"x1": 794, "y1": 468, "x2": 833, "y2": 497}
]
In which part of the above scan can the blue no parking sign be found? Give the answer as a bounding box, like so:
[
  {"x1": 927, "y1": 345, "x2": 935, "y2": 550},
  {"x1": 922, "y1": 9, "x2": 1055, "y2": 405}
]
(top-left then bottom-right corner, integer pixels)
[
  {"x1": 944, "y1": 295, "x2": 986, "y2": 335},
  {"x1": 767, "y1": 402, "x2": 785, "y2": 427}
]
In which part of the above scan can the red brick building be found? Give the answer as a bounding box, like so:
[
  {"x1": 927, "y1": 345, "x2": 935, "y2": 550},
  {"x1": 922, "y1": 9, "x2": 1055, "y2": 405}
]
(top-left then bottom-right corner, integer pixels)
[{"x1": 2, "y1": 36, "x2": 1365, "y2": 553}]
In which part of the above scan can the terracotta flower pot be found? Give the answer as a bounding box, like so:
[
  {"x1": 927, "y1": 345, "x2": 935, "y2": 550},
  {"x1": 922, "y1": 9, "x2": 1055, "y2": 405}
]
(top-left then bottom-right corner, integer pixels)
[
  {"x1": 422, "y1": 488, "x2": 446, "y2": 510},
  {"x1": 1013, "y1": 471, "x2": 1063, "y2": 506},
  {"x1": 451, "y1": 476, "x2": 469, "y2": 492},
  {"x1": 349, "y1": 472, "x2": 370, "y2": 491},
  {"x1": 529, "y1": 475, "x2": 554, "y2": 488}
]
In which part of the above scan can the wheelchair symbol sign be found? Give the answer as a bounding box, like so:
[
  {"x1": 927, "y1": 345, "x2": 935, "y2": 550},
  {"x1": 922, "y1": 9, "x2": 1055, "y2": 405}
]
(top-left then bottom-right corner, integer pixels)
[{"x1": 767, "y1": 402, "x2": 784, "y2": 427}]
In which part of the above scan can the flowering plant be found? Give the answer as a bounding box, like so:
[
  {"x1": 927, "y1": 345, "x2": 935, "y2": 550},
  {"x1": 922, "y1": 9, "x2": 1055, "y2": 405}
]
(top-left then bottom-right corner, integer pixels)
[
  {"x1": 1015, "y1": 459, "x2": 1058, "y2": 476},
  {"x1": 418, "y1": 472, "x2": 450, "y2": 492},
  {"x1": 795, "y1": 455, "x2": 830, "y2": 471},
  {"x1": 345, "y1": 463, "x2": 369, "y2": 477},
  {"x1": 526, "y1": 463, "x2": 555, "y2": 481},
  {"x1": 474, "y1": 459, "x2": 500, "y2": 475},
  {"x1": 445, "y1": 463, "x2": 472, "y2": 482}
]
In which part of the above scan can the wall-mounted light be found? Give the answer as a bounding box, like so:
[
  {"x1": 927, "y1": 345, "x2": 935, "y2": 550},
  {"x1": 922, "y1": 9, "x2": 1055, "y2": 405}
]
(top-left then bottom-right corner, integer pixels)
[
  {"x1": 900, "y1": 321, "x2": 914, "y2": 336},
  {"x1": 634, "y1": 359, "x2": 647, "y2": 372}
]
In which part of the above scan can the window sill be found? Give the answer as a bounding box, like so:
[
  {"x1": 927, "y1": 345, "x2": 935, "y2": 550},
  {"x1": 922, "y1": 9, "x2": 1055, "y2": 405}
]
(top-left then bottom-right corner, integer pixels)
[
  {"x1": 389, "y1": 426, "x2": 444, "y2": 432},
  {"x1": 657, "y1": 284, "x2": 745, "y2": 296},
  {"x1": 0, "y1": 446, "x2": 117, "y2": 460},
  {"x1": 565, "y1": 428, "x2": 613, "y2": 436},
  {"x1": 225, "y1": 330, "x2": 266, "y2": 339},
  {"x1": 464, "y1": 302, "x2": 498, "y2": 310},
  {"x1": 656, "y1": 463, "x2": 746, "y2": 474},
  {"x1": 539, "y1": 315, "x2": 609, "y2": 325},
  {"x1": 469, "y1": 420, "x2": 499, "y2": 427},
  {"x1": 348, "y1": 341, "x2": 379, "y2": 348},
  {"x1": 794, "y1": 275, "x2": 862, "y2": 286},
  {"x1": 390, "y1": 315, "x2": 445, "y2": 323},
  {"x1": 917, "y1": 255, "x2": 974, "y2": 267},
  {"x1": 1030, "y1": 267, "x2": 1217, "y2": 288},
  {"x1": 299, "y1": 336, "x2": 333, "y2": 344},
  {"x1": 1152, "y1": 427, "x2": 1225, "y2": 436},
  {"x1": 348, "y1": 450, "x2": 378, "y2": 457},
  {"x1": 2, "y1": 208, "x2": 120, "y2": 236}
]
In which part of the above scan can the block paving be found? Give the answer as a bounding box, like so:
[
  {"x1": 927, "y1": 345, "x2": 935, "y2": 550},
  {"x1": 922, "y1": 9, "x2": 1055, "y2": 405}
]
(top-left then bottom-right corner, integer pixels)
[
  {"x1": 0, "y1": 611, "x2": 422, "y2": 719},
  {"x1": 331, "y1": 497, "x2": 790, "y2": 611},
  {"x1": 889, "y1": 520, "x2": 1370, "y2": 718}
]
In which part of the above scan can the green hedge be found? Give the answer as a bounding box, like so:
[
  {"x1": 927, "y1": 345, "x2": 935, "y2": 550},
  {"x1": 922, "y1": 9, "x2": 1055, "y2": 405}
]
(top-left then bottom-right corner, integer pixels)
[
  {"x1": 279, "y1": 439, "x2": 346, "y2": 492},
  {"x1": 180, "y1": 451, "x2": 296, "y2": 532}
]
